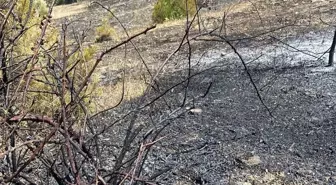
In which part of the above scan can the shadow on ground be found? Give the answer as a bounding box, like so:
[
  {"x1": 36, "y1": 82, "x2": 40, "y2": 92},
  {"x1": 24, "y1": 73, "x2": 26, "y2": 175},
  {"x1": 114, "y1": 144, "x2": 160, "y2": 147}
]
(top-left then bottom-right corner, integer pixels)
[{"x1": 146, "y1": 58, "x2": 336, "y2": 184}]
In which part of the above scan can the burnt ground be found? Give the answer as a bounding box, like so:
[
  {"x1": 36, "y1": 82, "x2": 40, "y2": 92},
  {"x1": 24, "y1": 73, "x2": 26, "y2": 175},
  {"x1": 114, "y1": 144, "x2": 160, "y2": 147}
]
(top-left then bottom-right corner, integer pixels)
[
  {"x1": 52, "y1": 0, "x2": 336, "y2": 184},
  {"x1": 89, "y1": 29, "x2": 336, "y2": 185},
  {"x1": 151, "y1": 59, "x2": 336, "y2": 184},
  {"x1": 157, "y1": 32, "x2": 336, "y2": 185}
]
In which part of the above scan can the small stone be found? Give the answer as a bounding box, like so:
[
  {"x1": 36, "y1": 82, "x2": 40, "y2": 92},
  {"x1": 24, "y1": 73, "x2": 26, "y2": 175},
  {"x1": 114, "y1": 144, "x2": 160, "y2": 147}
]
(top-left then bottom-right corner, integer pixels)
[
  {"x1": 244, "y1": 155, "x2": 261, "y2": 166},
  {"x1": 235, "y1": 182, "x2": 252, "y2": 185},
  {"x1": 236, "y1": 153, "x2": 262, "y2": 167},
  {"x1": 263, "y1": 172, "x2": 276, "y2": 183},
  {"x1": 190, "y1": 108, "x2": 203, "y2": 114}
]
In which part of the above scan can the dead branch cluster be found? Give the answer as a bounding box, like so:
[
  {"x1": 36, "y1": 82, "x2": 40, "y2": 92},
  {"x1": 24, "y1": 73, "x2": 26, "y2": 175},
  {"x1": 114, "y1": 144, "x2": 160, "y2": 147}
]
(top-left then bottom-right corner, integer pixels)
[{"x1": 0, "y1": 1, "x2": 214, "y2": 184}]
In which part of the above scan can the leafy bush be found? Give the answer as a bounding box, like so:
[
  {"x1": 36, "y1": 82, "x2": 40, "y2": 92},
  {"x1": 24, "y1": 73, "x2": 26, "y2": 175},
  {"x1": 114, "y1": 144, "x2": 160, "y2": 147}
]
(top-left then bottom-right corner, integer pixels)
[
  {"x1": 28, "y1": 45, "x2": 102, "y2": 116},
  {"x1": 4, "y1": 0, "x2": 101, "y2": 117},
  {"x1": 152, "y1": 0, "x2": 197, "y2": 23},
  {"x1": 33, "y1": 0, "x2": 48, "y2": 16},
  {"x1": 95, "y1": 19, "x2": 119, "y2": 43}
]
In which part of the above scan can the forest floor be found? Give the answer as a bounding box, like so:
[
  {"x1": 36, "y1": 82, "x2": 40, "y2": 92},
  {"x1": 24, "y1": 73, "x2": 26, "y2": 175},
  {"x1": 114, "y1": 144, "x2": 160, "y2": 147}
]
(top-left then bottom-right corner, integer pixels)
[{"x1": 53, "y1": 0, "x2": 336, "y2": 184}]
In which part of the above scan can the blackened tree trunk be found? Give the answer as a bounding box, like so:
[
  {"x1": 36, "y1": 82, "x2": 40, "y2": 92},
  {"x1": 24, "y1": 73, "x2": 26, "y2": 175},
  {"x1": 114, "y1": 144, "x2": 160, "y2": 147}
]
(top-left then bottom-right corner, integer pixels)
[{"x1": 328, "y1": 28, "x2": 336, "y2": 66}]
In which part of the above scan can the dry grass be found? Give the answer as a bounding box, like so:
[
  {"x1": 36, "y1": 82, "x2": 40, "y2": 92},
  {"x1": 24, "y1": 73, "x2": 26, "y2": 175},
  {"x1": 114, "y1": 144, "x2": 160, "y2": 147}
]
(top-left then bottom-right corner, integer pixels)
[
  {"x1": 52, "y1": 2, "x2": 89, "y2": 19},
  {"x1": 207, "y1": 0, "x2": 335, "y2": 38},
  {"x1": 95, "y1": 79, "x2": 147, "y2": 111},
  {"x1": 90, "y1": 54, "x2": 150, "y2": 112},
  {"x1": 51, "y1": 0, "x2": 336, "y2": 112}
]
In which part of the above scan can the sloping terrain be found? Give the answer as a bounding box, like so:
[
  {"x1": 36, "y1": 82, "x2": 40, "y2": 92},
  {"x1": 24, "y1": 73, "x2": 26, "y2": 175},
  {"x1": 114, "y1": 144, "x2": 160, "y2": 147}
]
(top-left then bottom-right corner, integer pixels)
[
  {"x1": 52, "y1": 0, "x2": 336, "y2": 184},
  {"x1": 142, "y1": 30, "x2": 336, "y2": 185}
]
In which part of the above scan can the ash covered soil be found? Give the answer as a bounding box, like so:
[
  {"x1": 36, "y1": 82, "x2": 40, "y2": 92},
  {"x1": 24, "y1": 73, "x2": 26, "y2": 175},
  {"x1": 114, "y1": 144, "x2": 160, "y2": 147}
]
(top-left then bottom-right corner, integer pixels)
[
  {"x1": 54, "y1": 0, "x2": 336, "y2": 184},
  {"x1": 142, "y1": 30, "x2": 336, "y2": 185}
]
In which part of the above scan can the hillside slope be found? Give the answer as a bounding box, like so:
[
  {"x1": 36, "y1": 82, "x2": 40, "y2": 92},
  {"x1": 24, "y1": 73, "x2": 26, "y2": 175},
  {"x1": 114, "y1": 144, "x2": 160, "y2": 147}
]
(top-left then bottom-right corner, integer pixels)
[{"x1": 52, "y1": 0, "x2": 336, "y2": 184}]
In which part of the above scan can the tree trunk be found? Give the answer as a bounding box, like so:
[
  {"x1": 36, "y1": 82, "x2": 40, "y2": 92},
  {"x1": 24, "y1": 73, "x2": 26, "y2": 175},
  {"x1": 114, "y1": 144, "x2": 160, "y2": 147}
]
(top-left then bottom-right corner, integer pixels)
[{"x1": 328, "y1": 28, "x2": 336, "y2": 66}]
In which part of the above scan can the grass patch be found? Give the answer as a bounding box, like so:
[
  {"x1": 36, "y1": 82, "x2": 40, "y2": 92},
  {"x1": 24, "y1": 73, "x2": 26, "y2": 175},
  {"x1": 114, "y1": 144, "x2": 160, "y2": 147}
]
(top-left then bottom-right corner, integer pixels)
[
  {"x1": 152, "y1": 0, "x2": 197, "y2": 23},
  {"x1": 95, "y1": 79, "x2": 147, "y2": 111},
  {"x1": 95, "y1": 19, "x2": 119, "y2": 43}
]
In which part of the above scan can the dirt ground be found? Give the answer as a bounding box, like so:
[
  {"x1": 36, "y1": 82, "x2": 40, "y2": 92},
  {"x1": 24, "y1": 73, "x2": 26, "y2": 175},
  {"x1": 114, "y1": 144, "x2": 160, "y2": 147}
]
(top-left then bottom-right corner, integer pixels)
[{"x1": 52, "y1": 0, "x2": 336, "y2": 184}]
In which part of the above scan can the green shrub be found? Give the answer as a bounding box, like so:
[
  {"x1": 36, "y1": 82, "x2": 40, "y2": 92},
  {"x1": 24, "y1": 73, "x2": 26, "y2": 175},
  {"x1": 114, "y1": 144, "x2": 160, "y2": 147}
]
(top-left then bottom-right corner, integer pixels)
[
  {"x1": 33, "y1": 0, "x2": 48, "y2": 16},
  {"x1": 95, "y1": 19, "x2": 119, "y2": 43},
  {"x1": 5, "y1": 0, "x2": 100, "y2": 117},
  {"x1": 152, "y1": 0, "x2": 197, "y2": 23}
]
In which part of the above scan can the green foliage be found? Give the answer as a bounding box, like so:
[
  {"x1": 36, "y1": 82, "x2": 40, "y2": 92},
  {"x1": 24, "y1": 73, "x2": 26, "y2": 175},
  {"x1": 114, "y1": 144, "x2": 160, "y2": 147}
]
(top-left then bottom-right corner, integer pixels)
[
  {"x1": 33, "y1": 0, "x2": 48, "y2": 16},
  {"x1": 28, "y1": 45, "x2": 102, "y2": 116},
  {"x1": 4, "y1": 0, "x2": 101, "y2": 117},
  {"x1": 7, "y1": 0, "x2": 55, "y2": 59},
  {"x1": 95, "y1": 19, "x2": 119, "y2": 43},
  {"x1": 152, "y1": 0, "x2": 197, "y2": 23}
]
